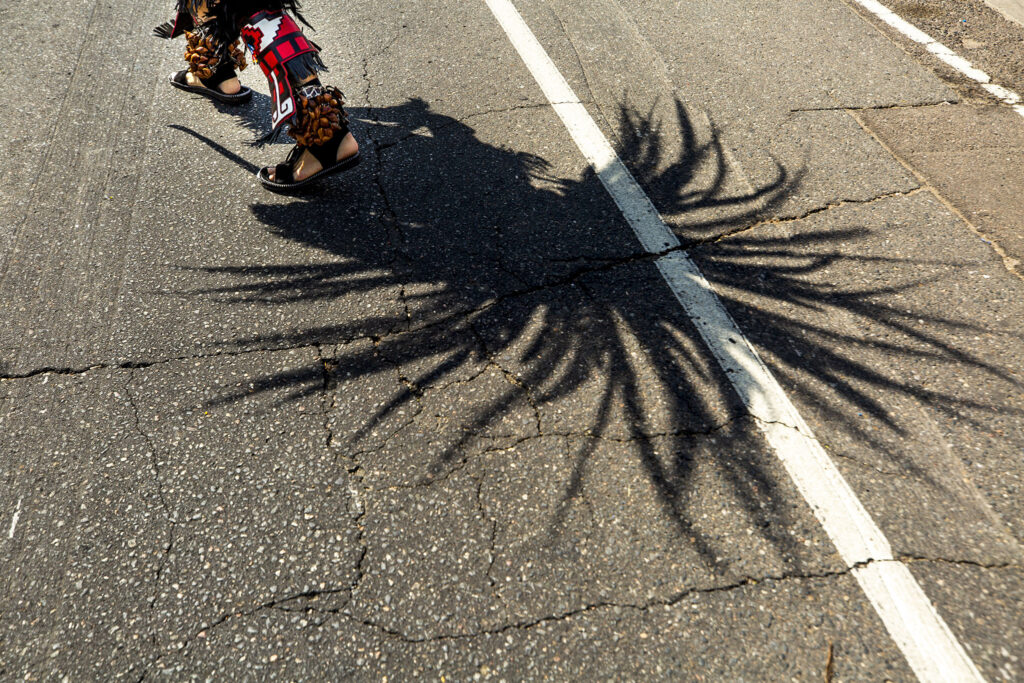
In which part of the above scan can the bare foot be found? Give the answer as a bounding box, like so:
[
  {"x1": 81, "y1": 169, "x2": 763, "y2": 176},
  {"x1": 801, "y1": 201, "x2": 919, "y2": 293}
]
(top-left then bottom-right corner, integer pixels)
[
  {"x1": 268, "y1": 132, "x2": 359, "y2": 183},
  {"x1": 185, "y1": 71, "x2": 241, "y2": 95}
]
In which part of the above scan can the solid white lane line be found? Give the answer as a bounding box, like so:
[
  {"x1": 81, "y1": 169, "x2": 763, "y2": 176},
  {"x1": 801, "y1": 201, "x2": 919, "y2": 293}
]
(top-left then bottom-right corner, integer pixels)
[
  {"x1": 481, "y1": 1, "x2": 985, "y2": 680},
  {"x1": 851, "y1": 0, "x2": 1024, "y2": 119}
]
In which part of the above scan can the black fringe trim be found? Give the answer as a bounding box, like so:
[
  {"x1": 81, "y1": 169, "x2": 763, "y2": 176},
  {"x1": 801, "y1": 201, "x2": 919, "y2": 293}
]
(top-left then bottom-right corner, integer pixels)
[
  {"x1": 287, "y1": 52, "x2": 329, "y2": 82},
  {"x1": 252, "y1": 125, "x2": 287, "y2": 147}
]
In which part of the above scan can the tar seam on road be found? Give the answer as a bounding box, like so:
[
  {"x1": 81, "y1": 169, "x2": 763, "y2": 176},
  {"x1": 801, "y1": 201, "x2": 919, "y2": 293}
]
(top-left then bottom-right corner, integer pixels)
[
  {"x1": 481, "y1": 0, "x2": 986, "y2": 681},
  {"x1": 851, "y1": 0, "x2": 1024, "y2": 119}
]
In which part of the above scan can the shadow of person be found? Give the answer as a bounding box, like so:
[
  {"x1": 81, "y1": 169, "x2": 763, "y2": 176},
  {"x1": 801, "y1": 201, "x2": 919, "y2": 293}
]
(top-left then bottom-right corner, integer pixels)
[{"x1": 179, "y1": 96, "x2": 1019, "y2": 575}]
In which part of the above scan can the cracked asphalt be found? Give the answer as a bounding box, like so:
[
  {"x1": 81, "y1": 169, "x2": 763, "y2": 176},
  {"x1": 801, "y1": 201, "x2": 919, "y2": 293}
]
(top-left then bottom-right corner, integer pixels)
[{"x1": 2, "y1": 0, "x2": 1023, "y2": 679}]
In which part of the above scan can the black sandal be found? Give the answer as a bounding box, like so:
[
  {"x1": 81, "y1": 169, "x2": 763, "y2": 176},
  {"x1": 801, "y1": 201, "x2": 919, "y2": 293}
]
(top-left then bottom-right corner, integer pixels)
[
  {"x1": 258, "y1": 134, "x2": 361, "y2": 193},
  {"x1": 169, "y1": 64, "x2": 252, "y2": 105}
]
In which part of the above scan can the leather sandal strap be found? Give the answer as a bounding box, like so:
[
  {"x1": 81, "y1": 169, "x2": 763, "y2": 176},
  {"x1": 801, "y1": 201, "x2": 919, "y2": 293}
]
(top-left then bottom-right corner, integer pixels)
[
  {"x1": 273, "y1": 163, "x2": 295, "y2": 185},
  {"x1": 201, "y1": 61, "x2": 236, "y2": 89},
  {"x1": 308, "y1": 126, "x2": 350, "y2": 169}
]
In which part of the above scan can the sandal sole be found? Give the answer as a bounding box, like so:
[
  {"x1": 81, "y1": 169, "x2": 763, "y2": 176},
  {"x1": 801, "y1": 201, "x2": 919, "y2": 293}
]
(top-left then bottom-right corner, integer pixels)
[
  {"x1": 258, "y1": 153, "x2": 362, "y2": 193},
  {"x1": 169, "y1": 71, "x2": 253, "y2": 105}
]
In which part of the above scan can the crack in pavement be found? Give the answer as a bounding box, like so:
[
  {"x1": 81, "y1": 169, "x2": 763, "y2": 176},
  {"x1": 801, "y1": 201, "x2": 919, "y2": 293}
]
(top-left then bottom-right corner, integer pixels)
[
  {"x1": 361, "y1": 28, "x2": 406, "y2": 248},
  {"x1": 0, "y1": 342, "x2": 327, "y2": 383},
  {"x1": 898, "y1": 554, "x2": 1024, "y2": 571},
  {"x1": 847, "y1": 109, "x2": 1024, "y2": 280},
  {"x1": 124, "y1": 369, "x2": 178, "y2": 610},
  {"x1": 377, "y1": 433, "x2": 548, "y2": 492},
  {"x1": 543, "y1": 0, "x2": 618, "y2": 137},
  {"x1": 789, "y1": 101, "x2": 955, "y2": 113},
  {"x1": 310, "y1": 345, "x2": 373, "y2": 605},
  {"x1": 173, "y1": 554, "x2": 1022, "y2": 653},
  {"x1": 469, "y1": 323, "x2": 544, "y2": 435},
  {"x1": 335, "y1": 346, "x2": 540, "y2": 490},
  {"x1": 473, "y1": 471, "x2": 508, "y2": 622},
  {"x1": 323, "y1": 348, "x2": 374, "y2": 602},
  {"x1": 690, "y1": 187, "x2": 927, "y2": 248},
  {"x1": 373, "y1": 416, "x2": 746, "y2": 493},
  {"x1": 183, "y1": 559, "x2": 915, "y2": 647},
  {"x1": 2, "y1": 181, "x2": 930, "y2": 383},
  {"x1": 328, "y1": 337, "x2": 427, "y2": 460},
  {"x1": 825, "y1": 448, "x2": 908, "y2": 478},
  {"x1": 315, "y1": 345, "x2": 337, "y2": 452}
]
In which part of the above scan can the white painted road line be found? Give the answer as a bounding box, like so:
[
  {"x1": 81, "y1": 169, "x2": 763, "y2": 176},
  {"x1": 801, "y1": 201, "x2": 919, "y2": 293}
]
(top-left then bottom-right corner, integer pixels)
[
  {"x1": 851, "y1": 0, "x2": 1024, "y2": 120},
  {"x1": 8, "y1": 497, "x2": 22, "y2": 540},
  {"x1": 481, "y1": 0, "x2": 986, "y2": 680}
]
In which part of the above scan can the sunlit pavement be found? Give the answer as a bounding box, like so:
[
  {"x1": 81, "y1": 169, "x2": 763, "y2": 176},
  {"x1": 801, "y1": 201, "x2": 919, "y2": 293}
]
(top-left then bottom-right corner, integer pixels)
[{"x1": 1, "y1": 0, "x2": 1023, "y2": 679}]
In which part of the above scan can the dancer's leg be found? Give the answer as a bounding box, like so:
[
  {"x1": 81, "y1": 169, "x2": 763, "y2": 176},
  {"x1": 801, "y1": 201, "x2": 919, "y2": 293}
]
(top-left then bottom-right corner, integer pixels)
[
  {"x1": 267, "y1": 74, "x2": 359, "y2": 183},
  {"x1": 181, "y1": 0, "x2": 244, "y2": 95},
  {"x1": 240, "y1": 10, "x2": 360, "y2": 187}
]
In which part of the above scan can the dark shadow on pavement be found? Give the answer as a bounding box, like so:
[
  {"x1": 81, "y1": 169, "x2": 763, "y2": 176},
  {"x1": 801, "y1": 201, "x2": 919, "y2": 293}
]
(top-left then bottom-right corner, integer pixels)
[
  {"x1": 178, "y1": 96, "x2": 1020, "y2": 573},
  {"x1": 169, "y1": 125, "x2": 261, "y2": 174}
]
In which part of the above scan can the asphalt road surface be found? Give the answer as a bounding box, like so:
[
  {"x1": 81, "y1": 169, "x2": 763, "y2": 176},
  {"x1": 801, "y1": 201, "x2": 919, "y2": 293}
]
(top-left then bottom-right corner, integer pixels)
[{"x1": 2, "y1": 0, "x2": 1023, "y2": 680}]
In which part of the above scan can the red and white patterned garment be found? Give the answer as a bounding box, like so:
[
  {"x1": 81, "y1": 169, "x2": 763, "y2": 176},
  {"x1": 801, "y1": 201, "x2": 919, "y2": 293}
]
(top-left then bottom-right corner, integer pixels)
[{"x1": 241, "y1": 10, "x2": 320, "y2": 133}]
